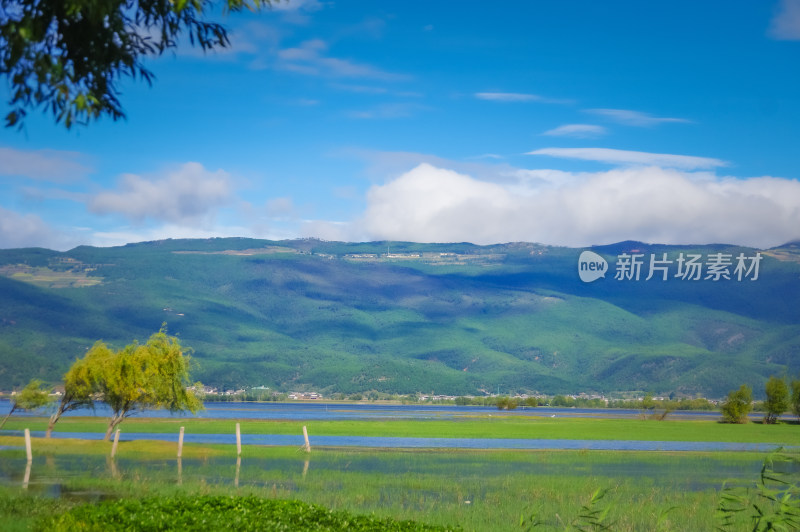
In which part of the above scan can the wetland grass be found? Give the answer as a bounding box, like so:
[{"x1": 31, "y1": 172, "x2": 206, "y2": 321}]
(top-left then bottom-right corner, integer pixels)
[
  {"x1": 1, "y1": 434, "x2": 793, "y2": 531},
  {"x1": 4, "y1": 415, "x2": 800, "y2": 445}
]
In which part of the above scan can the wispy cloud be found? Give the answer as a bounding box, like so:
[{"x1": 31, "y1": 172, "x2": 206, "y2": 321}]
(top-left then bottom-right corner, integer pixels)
[
  {"x1": 270, "y1": 0, "x2": 326, "y2": 25},
  {"x1": 331, "y1": 83, "x2": 389, "y2": 94},
  {"x1": 585, "y1": 108, "x2": 691, "y2": 127},
  {"x1": 330, "y1": 83, "x2": 423, "y2": 98},
  {"x1": 346, "y1": 102, "x2": 428, "y2": 119},
  {"x1": 769, "y1": 0, "x2": 800, "y2": 40},
  {"x1": 542, "y1": 124, "x2": 608, "y2": 138},
  {"x1": 265, "y1": 197, "x2": 297, "y2": 218},
  {"x1": 475, "y1": 92, "x2": 545, "y2": 103},
  {"x1": 278, "y1": 39, "x2": 408, "y2": 80},
  {"x1": 89, "y1": 224, "x2": 256, "y2": 249},
  {"x1": 528, "y1": 147, "x2": 727, "y2": 170},
  {"x1": 89, "y1": 163, "x2": 233, "y2": 225},
  {"x1": 270, "y1": 0, "x2": 324, "y2": 12},
  {"x1": 468, "y1": 154, "x2": 505, "y2": 161},
  {"x1": 0, "y1": 146, "x2": 91, "y2": 183},
  {"x1": 0, "y1": 207, "x2": 75, "y2": 250}
]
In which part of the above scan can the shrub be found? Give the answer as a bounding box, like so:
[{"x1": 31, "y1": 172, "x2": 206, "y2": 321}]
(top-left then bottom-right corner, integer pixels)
[
  {"x1": 720, "y1": 385, "x2": 753, "y2": 424},
  {"x1": 39, "y1": 495, "x2": 458, "y2": 531}
]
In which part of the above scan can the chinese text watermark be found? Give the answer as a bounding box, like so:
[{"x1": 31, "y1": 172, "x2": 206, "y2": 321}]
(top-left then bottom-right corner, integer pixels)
[{"x1": 579, "y1": 251, "x2": 762, "y2": 283}]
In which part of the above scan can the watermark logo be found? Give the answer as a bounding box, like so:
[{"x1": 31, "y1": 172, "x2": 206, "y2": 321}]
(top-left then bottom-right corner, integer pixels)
[
  {"x1": 578, "y1": 251, "x2": 608, "y2": 283},
  {"x1": 578, "y1": 250, "x2": 763, "y2": 283}
]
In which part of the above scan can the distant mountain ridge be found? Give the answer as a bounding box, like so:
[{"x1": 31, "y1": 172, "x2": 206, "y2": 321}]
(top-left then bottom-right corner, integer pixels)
[{"x1": 0, "y1": 238, "x2": 798, "y2": 397}]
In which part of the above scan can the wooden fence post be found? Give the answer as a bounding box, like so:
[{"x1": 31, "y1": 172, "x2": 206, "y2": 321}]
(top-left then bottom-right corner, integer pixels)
[
  {"x1": 23, "y1": 461, "x2": 31, "y2": 489},
  {"x1": 178, "y1": 426, "x2": 185, "y2": 458},
  {"x1": 236, "y1": 423, "x2": 242, "y2": 456},
  {"x1": 235, "y1": 456, "x2": 241, "y2": 488},
  {"x1": 302, "y1": 425, "x2": 311, "y2": 453},
  {"x1": 24, "y1": 428, "x2": 32, "y2": 462}
]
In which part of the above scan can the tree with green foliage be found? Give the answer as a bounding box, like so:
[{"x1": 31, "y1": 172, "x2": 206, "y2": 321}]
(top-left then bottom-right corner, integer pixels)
[
  {"x1": 495, "y1": 396, "x2": 518, "y2": 410},
  {"x1": 552, "y1": 394, "x2": 577, "y2": 407},
  {"x1": 46, "y1": 343, "x2": 107, "y2": 437},
  {"x1": 639, "y1": 392, "x2": 655, "y2": 419},
  {"x1": 0, "y1": 379, "x2": 53, "y2": 429},
  {"x1": 99, "y1": 326, "x2": 203, "y2": 440},
  {"x1": 46, "y1": 326, "x2": 202, "y2": 439},
  {"x1": 763, "y1": 376, "x2": 789, "y2": 424},
  {"x1": 720, "y1": 384, "x2": 753, "y2": 424},
  {"x1": 1, "y1": 0, "x2": 274, "y2": 128},
  {"x1": 791, "y1": 378, "x2": 800, "y2": 420}
]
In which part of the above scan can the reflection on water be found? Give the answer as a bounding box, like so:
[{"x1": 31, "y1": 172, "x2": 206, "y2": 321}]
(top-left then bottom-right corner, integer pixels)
[
  {"x1": 0, "y1": 399, "x2": 744, "y2": 421},
  {"x1": 1, "y1": 430, "x2": 793, "y2": 452},
  {"x1": 0, "y1": 449, "x2": 768, "y2": 499}
]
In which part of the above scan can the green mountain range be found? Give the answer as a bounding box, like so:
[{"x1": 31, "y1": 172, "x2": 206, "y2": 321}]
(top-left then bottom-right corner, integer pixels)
[{"x1": 1, "y1": 238, "x2": 798, "y2": 397}]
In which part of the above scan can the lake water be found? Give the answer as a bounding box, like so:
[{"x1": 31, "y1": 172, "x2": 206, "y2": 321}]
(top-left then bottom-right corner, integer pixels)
[
  {"x1": 1, "y1": 429, "x2": 792, "y2": 452},
  {"x1": 0, "y1": 399, "x2": 731, "y2": 421},
  {"x1": 1, "y1": 400, "x2": 791, "y2": 452},
  {"x1": 0, "y1": 448, "x2": 771, "y2": 498}
]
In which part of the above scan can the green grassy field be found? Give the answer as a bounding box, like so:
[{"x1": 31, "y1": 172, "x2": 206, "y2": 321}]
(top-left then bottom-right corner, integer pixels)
[
  {"x1": 2, "y1": 413, "x2": 799, "y2": 530},
  {"x1": 4, "y1": 415, "x2": 800, "y2": 445}
]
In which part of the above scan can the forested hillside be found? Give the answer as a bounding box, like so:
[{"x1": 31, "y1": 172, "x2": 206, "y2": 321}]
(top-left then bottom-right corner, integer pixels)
[{"x1": 1, "y1": 238, "x2": 798, "y2": 397}]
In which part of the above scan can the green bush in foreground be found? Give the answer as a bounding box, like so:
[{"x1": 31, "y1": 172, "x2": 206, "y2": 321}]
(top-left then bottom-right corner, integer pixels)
[
  {"x1": 715, "y1": 450, "x2": 800, "y2": 532},
  {"x1": 38, "y1": 495, "x2": 459, "y2": 532}
]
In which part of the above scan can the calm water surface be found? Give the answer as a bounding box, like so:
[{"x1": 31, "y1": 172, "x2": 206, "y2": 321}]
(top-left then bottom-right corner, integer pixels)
[
  {"x1": 0, "y1": 399, "x2": 732, "y2": 421},
  {"x1": 1, "y1": 400, "x2": 790, "y2": 451},
  {"x1": 0, "y1": 447, "x2": 771, "y2": 497},
  {"x1": 1, "y1": 430, "x2": 792, "y2": 452}
]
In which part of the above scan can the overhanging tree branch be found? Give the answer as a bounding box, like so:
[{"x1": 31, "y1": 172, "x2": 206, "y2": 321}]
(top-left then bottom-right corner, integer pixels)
[{"x1": 1, "y1": 0, "x2": 274, "y2": 128}]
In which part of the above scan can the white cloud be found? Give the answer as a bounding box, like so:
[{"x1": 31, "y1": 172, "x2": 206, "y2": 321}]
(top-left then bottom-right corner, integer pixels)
[
  {"x1": 176, "y1": 21, "x2": 282, "y2": 70},
  {"x1": 266, "y1": 197, "x2": 296, "y2": 217},
  {"x1": 89, "y1": 163, "x2": 232, "y2": 225},
  {"x1": 0, "y1": 146, "x2": 91, "y2": 183},
  {"x1": 585, "y1": 108, "x2": 691, "y2": 127},
  {"x1": 271, "y1": 0, "x2": 324, "y2": 11},
  {"x1": 361, "y1": 165, "x2": 515, "y2": 244},
  {"x1": 269, "y1": 0, "x2": 325, "y2": 25},
  {"x1": 89, "y1": 224, "x2": 256, "y2": 248},
  {"x1": 358, "y1": 163, "x2": 800, "y2": 248},
  {"x1": 300, "y1": 219, "x2": 355, "y2": 241},
  {"x1": 331, "y1": 83, "x2": 389, "y2": 94},
  {"x1": 475, "y1": 92, "x2": 544, "y2": 102},
  {"x1": 468, "y1": 154, "x2": 505, "y2": 160},
  {"x1": 769, "y1": 0, "x2": 800, "y2": 39},
  {"x1": 542, "y1": 124, "x2": 608, "y2": 138},
  {"x1": 341, "y1": 148, "x2": 520, "y2": 184},
  {"x1": 529, "y1": 147, "x2": 727, "y2": 170},
  {"x1": 0, "y1": 207, "x2": 75, "y2": 250},
  {"x1": 278, "y1": 39, "x2": 407, "y2": 80}
]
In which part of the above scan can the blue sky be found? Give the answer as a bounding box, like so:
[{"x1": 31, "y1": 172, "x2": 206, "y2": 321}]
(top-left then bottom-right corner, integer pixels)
[{"x1": 1, "y1": 0, "x2": 800, "y2": 250}]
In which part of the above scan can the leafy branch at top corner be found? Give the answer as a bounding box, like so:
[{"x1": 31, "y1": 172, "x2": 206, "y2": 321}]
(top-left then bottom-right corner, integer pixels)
[{"x1": 0, "y1": 0, "x2": 275, "y2": 130}]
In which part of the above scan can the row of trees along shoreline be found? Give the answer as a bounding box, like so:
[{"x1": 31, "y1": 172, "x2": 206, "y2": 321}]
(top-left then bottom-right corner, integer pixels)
[{"x1": 721, "y1": 376, "x2": 800, "y2": 424}]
